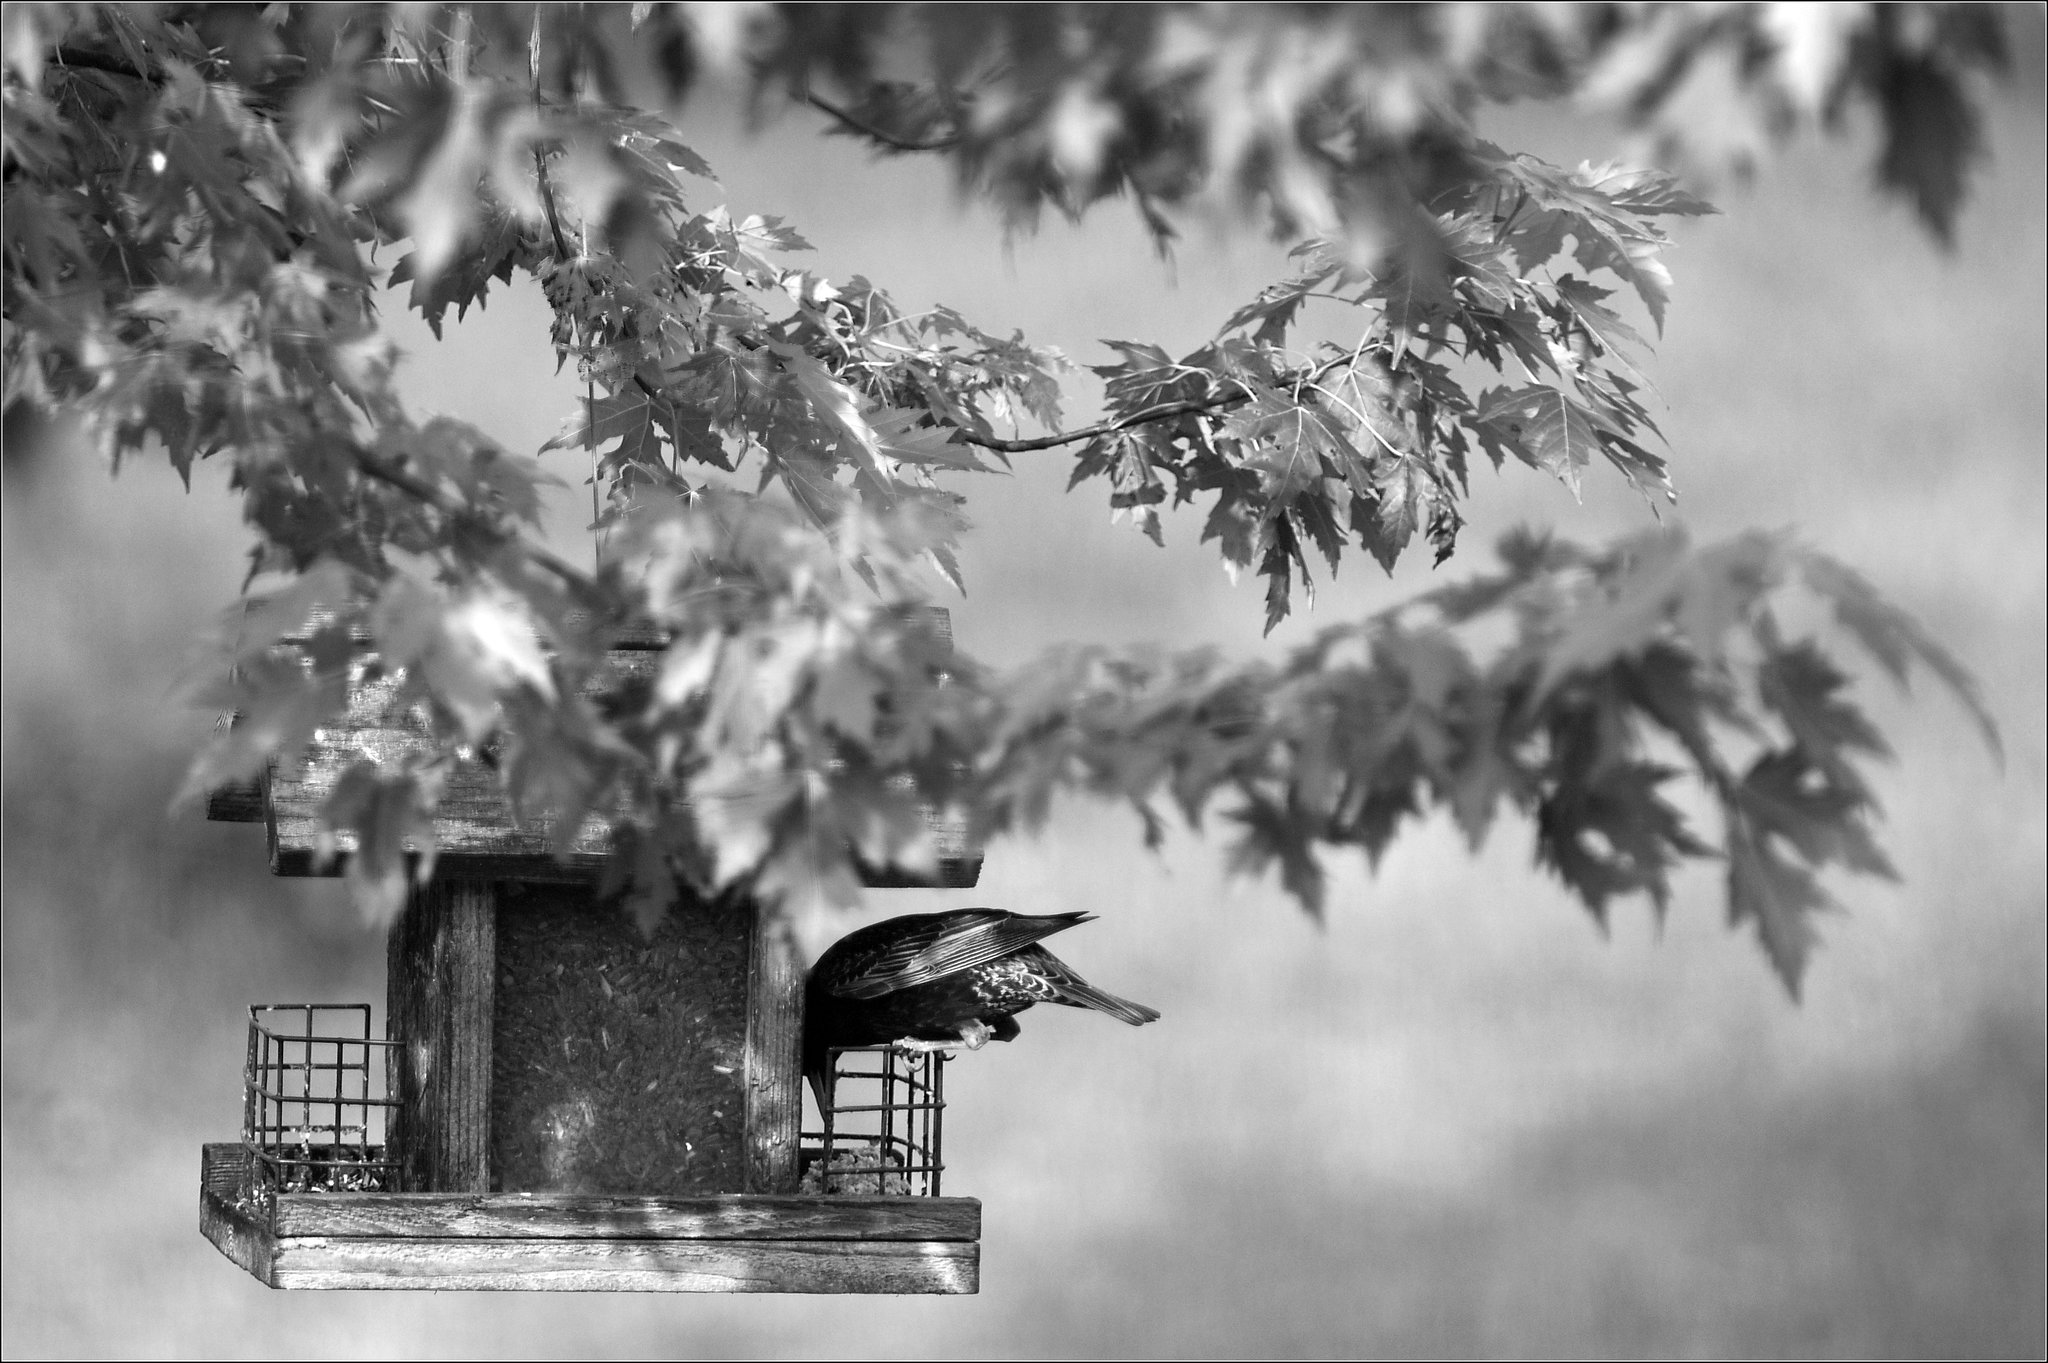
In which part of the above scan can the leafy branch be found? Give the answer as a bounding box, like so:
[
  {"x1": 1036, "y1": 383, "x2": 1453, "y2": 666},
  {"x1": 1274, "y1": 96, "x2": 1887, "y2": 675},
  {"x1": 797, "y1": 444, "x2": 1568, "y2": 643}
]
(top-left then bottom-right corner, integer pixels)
[
  {"x1": 347, "y1": 442, "x2": 593, "y2": 595},
  {"x1": 968, "y1": 526, "x2": 1998, "y2": 994},
  {"x1": 0, "y1": 3, "x2": 2012, "y2": 996}
]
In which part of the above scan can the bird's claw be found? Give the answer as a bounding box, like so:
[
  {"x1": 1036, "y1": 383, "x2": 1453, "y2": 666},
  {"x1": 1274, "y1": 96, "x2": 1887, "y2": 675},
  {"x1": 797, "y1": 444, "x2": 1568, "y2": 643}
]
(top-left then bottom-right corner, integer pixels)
[
  {"x1": 891, "y1": 1019, "x2": 994, "y2": 1057},
  {"x1": 891, "y1": 1038, "x2": 957, "y2": 1059}
]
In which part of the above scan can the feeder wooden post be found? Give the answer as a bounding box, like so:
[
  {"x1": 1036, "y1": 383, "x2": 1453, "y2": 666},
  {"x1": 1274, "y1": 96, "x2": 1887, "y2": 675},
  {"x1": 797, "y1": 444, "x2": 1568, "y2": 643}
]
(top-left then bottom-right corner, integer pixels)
[
  {"x1": 386, "y1": 879, "x2": 495, "y2": 1194},
  {"x1": 743, "y1": 907, "x2": 804, "y2": 1193}
]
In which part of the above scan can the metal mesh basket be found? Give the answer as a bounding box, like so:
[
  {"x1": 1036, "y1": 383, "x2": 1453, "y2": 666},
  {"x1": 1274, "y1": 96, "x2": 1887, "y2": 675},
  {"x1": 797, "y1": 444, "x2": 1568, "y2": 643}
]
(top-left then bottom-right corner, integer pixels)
[
  {"x1": 242, "y1": 1004, "x2": 399, "y2": 1193},
  {"x1": 801, "y1": 1046, "x2": 947, "y2": 1196}
]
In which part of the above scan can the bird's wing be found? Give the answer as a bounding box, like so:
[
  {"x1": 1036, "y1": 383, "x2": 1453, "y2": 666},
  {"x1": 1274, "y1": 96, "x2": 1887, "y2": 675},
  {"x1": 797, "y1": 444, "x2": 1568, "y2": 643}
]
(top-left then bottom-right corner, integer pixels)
[
  {"x1": 827, "y1": 910, "x2": 1094, "y2": 1000},
  {"x1": 1027, "y1": 948, "x2": 1162, "y2": 1026}
]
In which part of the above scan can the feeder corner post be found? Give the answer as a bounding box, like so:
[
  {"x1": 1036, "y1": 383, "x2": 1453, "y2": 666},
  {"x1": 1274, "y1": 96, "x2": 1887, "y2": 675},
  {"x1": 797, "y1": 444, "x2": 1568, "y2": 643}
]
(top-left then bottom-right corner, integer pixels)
[
  {"x1": 384, "y1": 878, "x2": 495, "y2": 1194},
  {"x1": 744, "y1": 902, "x2": 805, "y2": 1193}
]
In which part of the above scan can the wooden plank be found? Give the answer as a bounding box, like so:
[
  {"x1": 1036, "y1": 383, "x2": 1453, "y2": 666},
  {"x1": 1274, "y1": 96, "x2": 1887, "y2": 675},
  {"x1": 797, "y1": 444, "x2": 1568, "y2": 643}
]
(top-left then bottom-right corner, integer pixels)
[
  {"x1": 280, "y1": 610, "x2": 671, "y2": 651},
  {"x1": 270, "y1": 1192, "x2": 982, "y2": 1242},
  {"x1": 259, "y1": 613, "x2": 980, "y2": 888},
  {"x1": 202, "y1": 713, "x2": 266, "y2": 823},
  {"x1": 274, "y1": 846, "x2": 613, "y2": 882},
  {"x1": 268, "y1": 652, "x2": 658, "y2": 877},
  {"x1": 200, "y1": 1146, "x2": 280, "y2": 1284},
  {"x1": 387, "y1": 882, "x2": 495, "y2": 1193},
  {"x1": 206, "y1": 777, "x2": 266, "y2": 823},
  {"x1": 202, "y1": 1187, "x2": 280, "y2": 1286},
  {"x1": 266, "y1": 1236, "x2": 978, "y2": 1293},
  {"x1": 743, "y1": 904, "x2": 803, "y2": 1194},
  {"x1": 201, "y1": 1143, "x2": 978, "y2": 1293},
  {"x1": 202, "y1": 1142, "x2": 253, "y2": 1199},
  {"x1": 202, "y1": 1144, "x2": 977, "y2": 1241},
  {"x1": 211, "y1": 1134, "x2": 974, "y2": 1240}
]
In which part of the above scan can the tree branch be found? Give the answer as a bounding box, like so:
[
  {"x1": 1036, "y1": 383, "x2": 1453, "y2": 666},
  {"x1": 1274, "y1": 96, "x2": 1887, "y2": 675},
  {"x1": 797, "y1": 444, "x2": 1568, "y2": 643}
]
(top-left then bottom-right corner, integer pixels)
[
  {"x1": 529, "y1": 8, "x2": 574, "y2": 265},
  {"x1": 803, "y1": 91, "x2": 961, "y2": 153},
  {"x1": 526, "y1": 131, "x2": 665, "y2": 417},
  {"x1": 50, "y1": 47, "x2": 155, "y2": 83},
  {"x1": 350, "y1": 446, "x2": 596, "y2": 593},
  {"x1": 956, "y1": 393, "x2": 1253, "y2": 453},
  {"x1": 951, "y1": 351, "x2": 1359, "y2": 453}
]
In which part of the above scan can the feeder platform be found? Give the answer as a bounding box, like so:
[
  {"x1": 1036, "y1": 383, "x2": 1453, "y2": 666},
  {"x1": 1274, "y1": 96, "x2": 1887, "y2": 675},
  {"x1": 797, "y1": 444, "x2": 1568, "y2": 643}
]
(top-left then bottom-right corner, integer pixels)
[{"x1": 200, "y1": 1144, "x2": 979, "y2": 1293}]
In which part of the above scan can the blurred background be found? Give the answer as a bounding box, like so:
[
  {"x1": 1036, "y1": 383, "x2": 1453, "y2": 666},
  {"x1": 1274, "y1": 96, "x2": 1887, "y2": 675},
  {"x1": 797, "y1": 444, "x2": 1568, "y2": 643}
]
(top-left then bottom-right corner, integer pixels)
[{"x1": 4, "y1": 26, "x2": 2042, "y2": 1360}]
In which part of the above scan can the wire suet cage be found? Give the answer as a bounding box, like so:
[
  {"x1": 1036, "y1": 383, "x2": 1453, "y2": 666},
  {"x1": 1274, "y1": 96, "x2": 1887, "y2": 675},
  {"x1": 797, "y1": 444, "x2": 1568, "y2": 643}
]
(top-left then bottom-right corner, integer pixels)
[
  {"x1": 803, "y1": 1045, "x2": 947, "y2": 1196},
  {"x1": 242, "y1": 1004, "x2": 398, "y2": 1194}
]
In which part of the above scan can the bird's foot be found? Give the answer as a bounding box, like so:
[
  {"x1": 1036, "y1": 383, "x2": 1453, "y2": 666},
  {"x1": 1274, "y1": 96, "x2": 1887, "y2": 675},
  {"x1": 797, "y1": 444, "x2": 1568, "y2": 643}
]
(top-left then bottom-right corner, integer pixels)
[
  {"x1": 891, "y1": 1037, "x2": 957, "y2": 1056},
  {"x1": 891, "y1": 1020, "x2": 995, "y2": 1057}
]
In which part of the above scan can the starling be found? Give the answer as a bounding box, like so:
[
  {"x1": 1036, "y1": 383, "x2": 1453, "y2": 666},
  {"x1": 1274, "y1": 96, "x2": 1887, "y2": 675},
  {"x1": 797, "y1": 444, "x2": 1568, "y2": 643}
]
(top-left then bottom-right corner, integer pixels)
[{"x1": 803, "y1": 908, "x2": 1159, "y2": 1106}]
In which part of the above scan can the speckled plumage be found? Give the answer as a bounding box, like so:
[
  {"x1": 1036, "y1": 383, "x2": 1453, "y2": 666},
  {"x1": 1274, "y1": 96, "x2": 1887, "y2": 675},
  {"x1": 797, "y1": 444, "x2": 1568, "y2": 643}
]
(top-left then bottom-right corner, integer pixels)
[{"x1": 803, "y1": 909, "x2": 1159, "y2": 1105}]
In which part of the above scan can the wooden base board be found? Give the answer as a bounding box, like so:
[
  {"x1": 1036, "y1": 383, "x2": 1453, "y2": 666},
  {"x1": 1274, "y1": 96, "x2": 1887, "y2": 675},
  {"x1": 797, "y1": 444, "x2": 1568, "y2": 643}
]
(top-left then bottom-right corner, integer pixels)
[{"x1": 199, "y1": 1145, "x2": 978, "y2": 1293}]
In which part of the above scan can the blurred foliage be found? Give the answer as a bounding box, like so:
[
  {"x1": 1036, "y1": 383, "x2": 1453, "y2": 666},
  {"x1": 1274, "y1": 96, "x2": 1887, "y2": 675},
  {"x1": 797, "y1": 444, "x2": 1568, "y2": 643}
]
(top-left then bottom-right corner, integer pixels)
[{"x1": 0, "y1": 2, "x2": 2008, "y2": 989}]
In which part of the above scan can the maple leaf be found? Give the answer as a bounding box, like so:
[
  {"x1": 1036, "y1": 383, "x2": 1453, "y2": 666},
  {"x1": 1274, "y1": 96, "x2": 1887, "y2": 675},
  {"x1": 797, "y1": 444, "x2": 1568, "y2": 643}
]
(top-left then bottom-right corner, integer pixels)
[
  {"x1": 1295, "y1": 493, "x2": 1346, "y2": 578},
  {"x1": 1595, "y1": 432, "x2": 1673, "y2": 501},
  {"x1": 1497, "y1": 200, "x2": 1572, "y2": 274},
  {"x1": 1756, "y1": 637, "x2": 1892, "y2": 792},
  {"x1": 869, "y1": 406, "x2": 991, "y2": 471},
  {"x1": 1475, "y1": 383, "x2": 1606, "y2": 493},
  {"x1": 771, "y1": 342, "x2": 893, "y2": 484},
  {"x1": 1537, "y1": 761, "x2": 1708, "y2": 923},
  {"x1": 1439, "y1": 212, "x2": 1523, "y2": 313},
  {"x1": 734, "y1": 213, "x2": 813, "y2": 254},
  {"x1": 1533, "y1": 532, "x2": 1690, "y2": 697},
  {"x1": 1352, "y1": 469, "x2": 1419, "y2": 575},
  {"x1": 368, "y1": 574, "x2": 555, "y2": 744},
  {"x1": 1198, "y1": 476, "x2": 1261, "y2": 579},
  {"x1": 1446, "y1": 693, "x2": 1525, "y2": 851},
  {"x1": 686, "y1": 757, "x2": 803, "y2": 889},
  {"x1": 391, "y1": 206, "x2": 525, "y2": 338},
  {"x1": 498, "y1": 696, "x2": 624, "y2": 851},
  {"x1": 1226, "y1": 792, "x2": 1326, "y2": 919},
  {"x1": 1552, "y1": 275, "x2": 1650, "y2": 370},
  {"x1": 808, "y1": 643, "x2": 887, "y2": 749},
  {"x1": 1588, "y1": 236, "x2": 1678, "y2": 339},
  {"x1": 1736, "y1": 749, "x2": 1898, "y2": 881},
  {"x1": 1257, "y1": 514, "x2": 1310, "y2": 634},
  {"x1": 597, "y1": 820, "x2": 686, "y2": 939},
  {"x1": 321, "y1": 760, "x2": 444, "y2": 926},
  {"x1": 1315, "y1": 362, "x2": 1415, "y2": 465},
  {"x1": 230, "y1": 560, "x2": 361, "y2": 658},
  {"x1": 1225, "y1": 388, "x2": 1344, "y2": 504},
  {"x1": 1219, "y1": 267, "x2": 1333, "y2": 344},
  {"x1": 1726, "y1": 815, "x2": 1832, "y2": 1000},
  {"x1": 1579, "y1": 163, "x2": 1718, "y2": 221},
  {"x1": 1462, "y1": 303, "x2": 1555, "y2": 385},
  {"x1": 1616, "y1": 642, "x2": 1757, "y2": 768},
  {"x1": 1799, "y1": 553, "x2": 2002, "y2": 758},
  {"x1": 385, "y1": 83, "x2": 495, "y2": 290},
  {"x1": 177, "y1": 648, "x2": 350, "y2": 808},
  {"x1": 1875, "y1": 54, "x2": 1982, "y2": 246},
  {"x1": 1671, "y1": 533, "x2": 1782, "y2": 664}
]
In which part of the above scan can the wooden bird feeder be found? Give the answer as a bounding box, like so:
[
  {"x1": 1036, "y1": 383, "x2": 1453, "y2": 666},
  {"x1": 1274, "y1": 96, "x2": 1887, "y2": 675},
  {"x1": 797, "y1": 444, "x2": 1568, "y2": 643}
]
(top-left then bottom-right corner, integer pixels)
[{"x1": 199, "y1": 611, "x2": 983, "y2": 1293}]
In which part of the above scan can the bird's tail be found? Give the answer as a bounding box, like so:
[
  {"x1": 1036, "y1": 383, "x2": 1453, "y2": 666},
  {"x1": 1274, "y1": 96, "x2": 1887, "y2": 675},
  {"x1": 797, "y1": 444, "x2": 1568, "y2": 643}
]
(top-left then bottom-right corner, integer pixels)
[{"x1": 1056, "y1": 977, "x2": 1161, "y2": 1026}]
